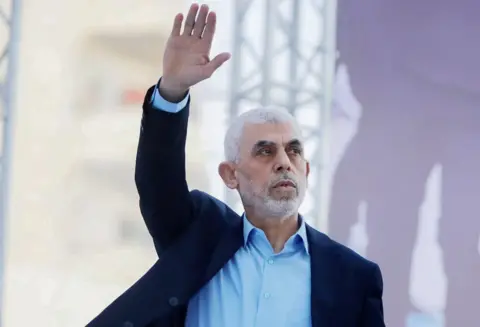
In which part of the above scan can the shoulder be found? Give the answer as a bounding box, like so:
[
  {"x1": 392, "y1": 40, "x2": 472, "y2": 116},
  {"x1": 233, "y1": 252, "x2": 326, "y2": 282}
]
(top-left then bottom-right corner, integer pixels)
[
  {"x1": 308, "y1": 226, "x2": 381, "y2": 283},
  {"x1": 330, "y1": 235, "x2": 378, "y2": 273},
  {"x1": 189, "y1": 189, "x2": 241, "y2": 225}
]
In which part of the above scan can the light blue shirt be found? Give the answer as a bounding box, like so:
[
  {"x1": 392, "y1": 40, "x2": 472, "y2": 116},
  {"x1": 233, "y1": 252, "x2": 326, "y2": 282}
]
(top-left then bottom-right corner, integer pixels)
[{"x1": 151, "y1": 85, "x2": 312, "y2": 327}]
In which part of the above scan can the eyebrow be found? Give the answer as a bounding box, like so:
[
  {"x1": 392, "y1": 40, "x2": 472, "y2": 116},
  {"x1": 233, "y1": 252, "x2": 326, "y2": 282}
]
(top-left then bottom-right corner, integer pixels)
[{"x1": 287, "y1": 139, "x2": 303, "y2": 149}]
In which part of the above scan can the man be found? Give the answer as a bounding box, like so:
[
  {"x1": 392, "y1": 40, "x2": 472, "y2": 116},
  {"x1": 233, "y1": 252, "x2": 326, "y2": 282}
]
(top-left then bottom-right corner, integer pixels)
[
  {"x1": 88, "y1": 4, "x2": 385, "y2": 327},
  {"x1": 331, "y1": 1, "x2": 480, "y2": 326}
]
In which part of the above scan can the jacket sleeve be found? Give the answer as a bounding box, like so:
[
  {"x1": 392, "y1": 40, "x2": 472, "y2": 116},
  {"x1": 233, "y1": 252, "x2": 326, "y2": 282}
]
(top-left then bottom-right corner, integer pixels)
[{"x1": 135, "y1": 85, "x2": 195, "y2": 254}]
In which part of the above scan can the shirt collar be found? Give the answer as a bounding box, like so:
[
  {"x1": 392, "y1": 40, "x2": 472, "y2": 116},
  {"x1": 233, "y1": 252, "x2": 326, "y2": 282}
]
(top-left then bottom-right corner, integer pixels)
[{"x1": 242, "y1": 214, "x2": 310, "y2": 254}]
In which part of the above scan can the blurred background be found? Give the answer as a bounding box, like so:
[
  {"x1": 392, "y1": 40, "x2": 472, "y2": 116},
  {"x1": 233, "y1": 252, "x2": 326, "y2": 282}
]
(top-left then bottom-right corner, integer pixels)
[{"x1": 0, "y1": 0, "x2": 478, "y2": 326}]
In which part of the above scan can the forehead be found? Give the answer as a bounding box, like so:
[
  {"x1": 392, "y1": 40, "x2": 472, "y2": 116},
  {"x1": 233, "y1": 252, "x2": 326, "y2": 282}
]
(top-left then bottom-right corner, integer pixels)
[{"x1": 241, "y1": 122, "x2": 301, "y2": 147}]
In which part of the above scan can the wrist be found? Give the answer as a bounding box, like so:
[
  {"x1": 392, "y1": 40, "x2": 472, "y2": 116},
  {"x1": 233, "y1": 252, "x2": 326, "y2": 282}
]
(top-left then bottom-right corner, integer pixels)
[{"x1": 158, "y1": 78, "x2": 189, "y2": 102}]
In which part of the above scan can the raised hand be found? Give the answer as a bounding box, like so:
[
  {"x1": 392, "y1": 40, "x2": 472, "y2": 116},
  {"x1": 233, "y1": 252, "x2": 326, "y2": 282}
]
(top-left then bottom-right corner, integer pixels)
[{"x1": 160, "y1": 3, "x2": 231, "y2": 100}]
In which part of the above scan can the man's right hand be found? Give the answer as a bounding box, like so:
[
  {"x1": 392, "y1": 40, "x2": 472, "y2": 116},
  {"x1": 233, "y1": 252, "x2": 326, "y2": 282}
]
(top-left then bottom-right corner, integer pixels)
[{"x1": 160, "y1": 3, "x2": 231, "y2": 101}]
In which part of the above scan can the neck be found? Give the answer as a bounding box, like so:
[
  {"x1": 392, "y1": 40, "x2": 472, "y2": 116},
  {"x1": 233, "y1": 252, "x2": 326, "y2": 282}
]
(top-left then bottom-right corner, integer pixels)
[{"x1": 245, "y1": 210, "x2": 299, "y2": 253}]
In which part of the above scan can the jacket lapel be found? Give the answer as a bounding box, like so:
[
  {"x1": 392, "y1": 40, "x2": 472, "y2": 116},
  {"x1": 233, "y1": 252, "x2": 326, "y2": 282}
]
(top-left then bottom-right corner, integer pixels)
[
  {"x1": 204, "y1": 216, "x2": 244, "y2": 282},
  {"x1": 307, "y1": 225, "x2": 342, "y2": 327}
]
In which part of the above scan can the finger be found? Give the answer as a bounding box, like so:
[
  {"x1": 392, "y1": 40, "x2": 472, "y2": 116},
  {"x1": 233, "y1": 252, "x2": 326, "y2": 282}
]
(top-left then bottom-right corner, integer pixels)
[
  {"x1": 171, "y1": 13, "x2": 183, "y2": 36},
  {"x1": 203, "y1": 52, "x2": 231, "y2": 77},
  {"x1": 192, "y1": 4, "x2": 209, "y2": 38},
  {"x1": 183, "y1": 3, "x2": 199, "y2": 36},
  {"x1": 202, "y1": 11, "x2": 217, "y2": 43}
]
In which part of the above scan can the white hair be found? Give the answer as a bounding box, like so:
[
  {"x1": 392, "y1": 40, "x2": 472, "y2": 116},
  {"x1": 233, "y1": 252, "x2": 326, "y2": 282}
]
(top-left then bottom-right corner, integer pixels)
[{"x1": 224, "y1": 106, "x2": 302, "y2": 163}]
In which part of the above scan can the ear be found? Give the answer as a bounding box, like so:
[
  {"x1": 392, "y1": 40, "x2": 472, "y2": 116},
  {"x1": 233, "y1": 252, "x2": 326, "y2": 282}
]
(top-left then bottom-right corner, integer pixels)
[
  {"x1": 305, "y1": 161, "x2": 310, "y2": 187},
  {"x1": 218, "y1": 161, "x2": 238, "y2": 189}
]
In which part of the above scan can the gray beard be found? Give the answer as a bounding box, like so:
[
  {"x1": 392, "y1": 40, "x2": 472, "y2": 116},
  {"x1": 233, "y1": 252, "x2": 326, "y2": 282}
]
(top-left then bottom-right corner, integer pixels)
[{"x1": 240, "y1": 190, "x2": 304, "y2": 219}]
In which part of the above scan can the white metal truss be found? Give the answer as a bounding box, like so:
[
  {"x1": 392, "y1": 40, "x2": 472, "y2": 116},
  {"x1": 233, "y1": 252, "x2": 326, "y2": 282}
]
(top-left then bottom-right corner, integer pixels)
[
  {"x1": 225, "y1": 0, "x2": 337, "y2": 228},
  {"x1": 0, "y1": 0, "x2": 21, "y2": 324}
]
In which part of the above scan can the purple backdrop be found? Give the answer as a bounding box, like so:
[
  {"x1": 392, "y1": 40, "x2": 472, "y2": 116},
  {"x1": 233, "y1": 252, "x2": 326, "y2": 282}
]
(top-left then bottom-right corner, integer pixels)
[{"x1": 330, "y1": 1, "x2": 480, "y2": 326}]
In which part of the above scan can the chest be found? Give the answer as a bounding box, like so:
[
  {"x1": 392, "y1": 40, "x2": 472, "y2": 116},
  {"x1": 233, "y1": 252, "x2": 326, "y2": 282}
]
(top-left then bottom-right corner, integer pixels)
[{"x1": 186, "y1": 243, "x2": 312, "y2": 327}]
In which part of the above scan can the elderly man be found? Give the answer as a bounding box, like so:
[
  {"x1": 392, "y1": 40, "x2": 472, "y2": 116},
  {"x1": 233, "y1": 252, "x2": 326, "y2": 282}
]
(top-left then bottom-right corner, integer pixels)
[{"x1": 88, "y1": 4, "x2": 385, "y2": 327}]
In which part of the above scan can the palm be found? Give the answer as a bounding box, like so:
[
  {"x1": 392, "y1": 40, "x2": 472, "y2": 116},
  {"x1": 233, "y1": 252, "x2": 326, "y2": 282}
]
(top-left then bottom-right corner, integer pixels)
[
  {"x1": 163, "y1": 36, "x2": 212, "y2": 85},
  {"x1": 162, "y1": 4, "x2": 230, "y2": 90},
  {"x1": 169, "y1": 36, "x2": 211, "y2": 57}
]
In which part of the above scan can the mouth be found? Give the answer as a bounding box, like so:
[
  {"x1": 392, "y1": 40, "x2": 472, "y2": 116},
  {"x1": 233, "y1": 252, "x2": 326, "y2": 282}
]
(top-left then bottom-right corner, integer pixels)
[{"x1": 273, "y1": 180, "x2": 296, "y2": 188}]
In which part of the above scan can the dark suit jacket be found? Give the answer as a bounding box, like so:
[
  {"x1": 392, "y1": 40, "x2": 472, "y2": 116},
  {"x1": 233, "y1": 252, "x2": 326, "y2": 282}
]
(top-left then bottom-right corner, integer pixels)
[{"x1": 87, "y1": 86, "x2": 385, "y2": 327}]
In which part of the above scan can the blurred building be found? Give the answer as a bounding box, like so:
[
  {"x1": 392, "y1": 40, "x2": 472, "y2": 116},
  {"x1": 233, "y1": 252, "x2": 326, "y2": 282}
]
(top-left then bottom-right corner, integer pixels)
[{"x1": 3, "y1": 1, "x2": 210, "y2": 326}]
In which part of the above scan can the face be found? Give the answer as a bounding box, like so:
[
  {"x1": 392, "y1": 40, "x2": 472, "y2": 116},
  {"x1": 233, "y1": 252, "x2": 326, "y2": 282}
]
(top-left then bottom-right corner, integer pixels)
[{"x1": 228, "y1": 122, "x2": 309, "y2": 218}]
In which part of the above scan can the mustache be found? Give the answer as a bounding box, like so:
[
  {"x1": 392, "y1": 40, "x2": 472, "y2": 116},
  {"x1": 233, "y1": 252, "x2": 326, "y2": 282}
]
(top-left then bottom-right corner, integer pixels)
[{"x1": 269, "y1": 173, "x2": 298, "y2": 188}]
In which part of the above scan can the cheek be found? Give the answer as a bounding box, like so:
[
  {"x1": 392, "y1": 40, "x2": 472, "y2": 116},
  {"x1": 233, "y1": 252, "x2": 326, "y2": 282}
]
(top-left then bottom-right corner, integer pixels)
[
  {"x1": 239, "y1": 173, "x2": 269, "y2": 193},
  {"x1": 294, "y1": 160, "x2": 308, "y2": 175},
  {"x1": 243, "y1": 164, "x2": 269, "y2": 182},
  {"x1": 243, "y1": 176, "x2": 267, "y2": 191}
]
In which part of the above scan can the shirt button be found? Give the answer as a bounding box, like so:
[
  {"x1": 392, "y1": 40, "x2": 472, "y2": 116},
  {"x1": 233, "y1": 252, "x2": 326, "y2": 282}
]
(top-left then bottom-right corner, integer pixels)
[
  {"x1": 169, "y1": 297, "x2": 179, "y2": 306},
  {"x1": 267, "y1": 259, "x2": 274, "y2": 265},
  {"x1": 264, "y1": 292, "x2": 271, "y2": 299}
]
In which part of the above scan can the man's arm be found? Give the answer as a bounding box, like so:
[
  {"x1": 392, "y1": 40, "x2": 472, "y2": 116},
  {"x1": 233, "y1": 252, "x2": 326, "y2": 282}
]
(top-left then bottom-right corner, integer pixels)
[
  {"x1": 135, "y1": 4, "x2": 230, "y2": 254},
  {"x1": 360, "y1": 263, "x2": 386, "y2": 327},
  {"x1": 135, "y1": 83, "x2": 192, "y2": 254}
]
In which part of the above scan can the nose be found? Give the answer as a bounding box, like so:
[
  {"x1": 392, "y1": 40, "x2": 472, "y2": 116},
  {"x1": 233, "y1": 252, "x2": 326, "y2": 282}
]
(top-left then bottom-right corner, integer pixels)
[{"x1": 273, "y1": 150, "x2": 292, "y2": 172}]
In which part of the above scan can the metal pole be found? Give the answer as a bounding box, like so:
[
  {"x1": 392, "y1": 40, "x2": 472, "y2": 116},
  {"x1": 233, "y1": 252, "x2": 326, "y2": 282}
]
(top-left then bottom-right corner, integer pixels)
[
  {"x1": 287, "y1": 0, "x2": 300, "y2": 114},
  {"x1": 260, "y1": 0, "x2": 273, "y2": 106},
  {"x1": 0, "y1": 0, "x2": 22, "y2": 324},
  {"x1": 317, "y1": 0, "x2": 337, "y2": 231},
  {"x1": 225, "y1": 0, "x2": 253, "y2": 207}
]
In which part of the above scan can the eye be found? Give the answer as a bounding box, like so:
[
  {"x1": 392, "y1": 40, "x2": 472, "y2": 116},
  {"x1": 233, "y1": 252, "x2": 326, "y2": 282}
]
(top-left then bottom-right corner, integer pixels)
[
  {"x1": 288, "y1": 147, "x2": 302, "y2": 155},
  {"x1": 259, "y1": 148, "x2": 273, "y2": 155}
]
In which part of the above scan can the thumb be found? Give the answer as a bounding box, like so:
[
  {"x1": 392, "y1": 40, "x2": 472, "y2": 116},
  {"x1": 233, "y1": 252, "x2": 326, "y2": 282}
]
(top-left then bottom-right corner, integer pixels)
[{"x1": 204, "y1": 52, "x2": 231, "y2": 77}]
